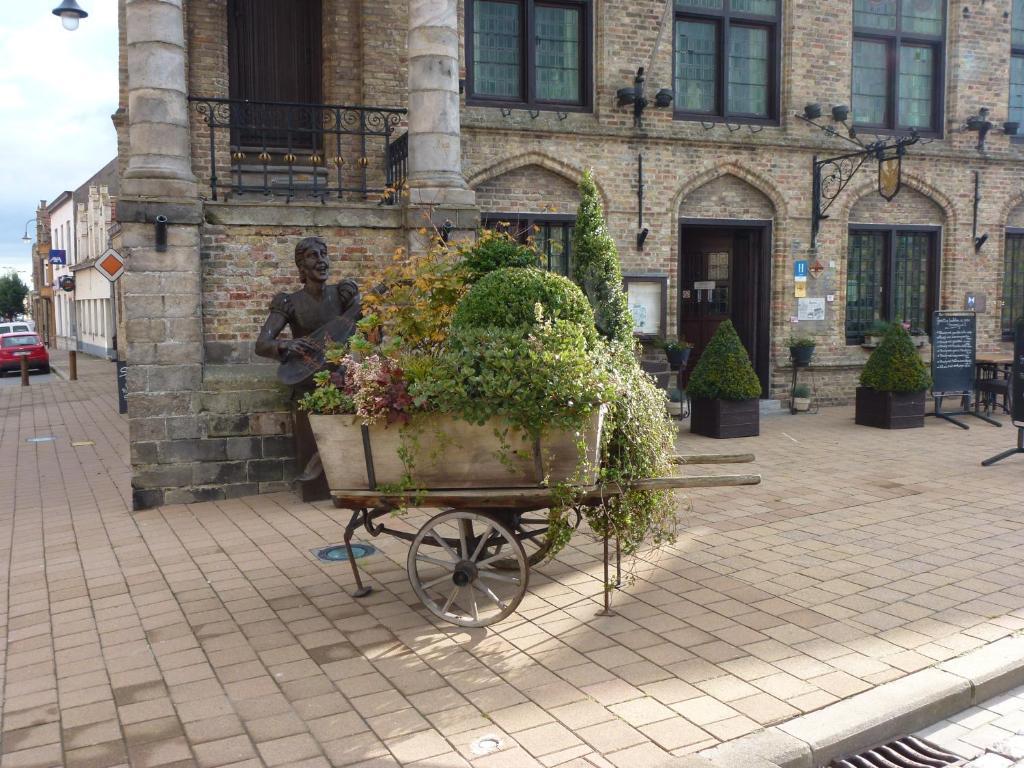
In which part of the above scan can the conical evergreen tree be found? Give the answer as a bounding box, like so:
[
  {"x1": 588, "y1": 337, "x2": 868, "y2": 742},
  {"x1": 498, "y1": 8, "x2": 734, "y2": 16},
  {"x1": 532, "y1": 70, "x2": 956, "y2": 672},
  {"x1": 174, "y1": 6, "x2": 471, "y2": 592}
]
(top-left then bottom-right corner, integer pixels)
[
  {"x1": 572, "y1": 170, "x2": 633, "y2": 343},
  {"x1": 860, "y1": 323, "x2": 931, "y2": 392},
  {"x1": 687, "y1": 320, "x2": 762, "y2": 400}
]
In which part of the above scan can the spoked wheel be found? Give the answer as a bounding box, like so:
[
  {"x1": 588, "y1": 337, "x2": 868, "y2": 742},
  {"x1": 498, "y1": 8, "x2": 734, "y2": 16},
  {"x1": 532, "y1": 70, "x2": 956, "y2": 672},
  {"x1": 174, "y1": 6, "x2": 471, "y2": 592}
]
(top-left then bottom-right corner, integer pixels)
[
  {"x1": 492, "y1": 512, "x2": 553, "y2": 570},
  {"x1": 407, "y1": 510, "x2": 528, "y2": 628}
]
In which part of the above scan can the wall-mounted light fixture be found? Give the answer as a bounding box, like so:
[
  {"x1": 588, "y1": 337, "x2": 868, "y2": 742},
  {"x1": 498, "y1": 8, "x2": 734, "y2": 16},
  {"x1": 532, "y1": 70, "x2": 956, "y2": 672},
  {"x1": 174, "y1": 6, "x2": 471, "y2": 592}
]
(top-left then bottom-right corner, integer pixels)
[
  {"x1": 617, "y1": 67, "x2": 673, "y2": 128},
  {"x1": 962, "y1": 107, "x2": 993, "y2": 150},
  {"x1": 52, "y1": 0, "x2": 88, "y2": 31}
]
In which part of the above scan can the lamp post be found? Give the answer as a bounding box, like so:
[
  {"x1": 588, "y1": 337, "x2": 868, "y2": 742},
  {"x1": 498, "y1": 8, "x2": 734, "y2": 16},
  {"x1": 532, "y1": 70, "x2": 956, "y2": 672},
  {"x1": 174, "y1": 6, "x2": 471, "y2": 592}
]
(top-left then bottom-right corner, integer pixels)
[
  {"x1": 21, "y1": 218, "x2": 37, "y2": 243},
  {"x1": 52, "y1": 0, "x2": 88, "y2": 31}
]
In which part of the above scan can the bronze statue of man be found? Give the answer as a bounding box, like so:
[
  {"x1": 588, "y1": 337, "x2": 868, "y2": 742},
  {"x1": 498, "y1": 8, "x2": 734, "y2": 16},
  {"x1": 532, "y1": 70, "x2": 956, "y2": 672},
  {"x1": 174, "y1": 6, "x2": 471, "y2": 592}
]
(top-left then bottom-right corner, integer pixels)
[
  {"x1": 255, "y1": 236, "x2": 361, "y2": 501},
  {"x1": 256, "y1": 236, "x2": 361, "y2": 387}
]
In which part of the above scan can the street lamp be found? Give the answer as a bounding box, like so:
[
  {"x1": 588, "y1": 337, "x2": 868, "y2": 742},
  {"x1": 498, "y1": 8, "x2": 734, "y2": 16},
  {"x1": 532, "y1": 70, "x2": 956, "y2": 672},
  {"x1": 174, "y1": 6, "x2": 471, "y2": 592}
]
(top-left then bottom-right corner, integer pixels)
[
  {"x1": 52, "y1": 0, "x2": 88, "y2": 31},
  {"x1": 21, "y1": 218, "x2": 37, "y2": 244}
]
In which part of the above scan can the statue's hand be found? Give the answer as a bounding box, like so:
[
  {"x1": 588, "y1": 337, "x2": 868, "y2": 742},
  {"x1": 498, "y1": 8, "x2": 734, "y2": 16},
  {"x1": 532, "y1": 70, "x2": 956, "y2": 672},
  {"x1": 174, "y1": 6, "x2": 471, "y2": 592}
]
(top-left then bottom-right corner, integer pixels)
[{"x1": 279, "y1": 337, "x2": 319, "y2": 361}]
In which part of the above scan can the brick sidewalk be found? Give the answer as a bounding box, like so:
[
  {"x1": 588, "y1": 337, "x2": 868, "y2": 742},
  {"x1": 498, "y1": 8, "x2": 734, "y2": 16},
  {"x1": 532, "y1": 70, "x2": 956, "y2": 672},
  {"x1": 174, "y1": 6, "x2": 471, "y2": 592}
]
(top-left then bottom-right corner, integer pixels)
[{"x1": 1, "y1": 379, "x2": 1024, "y2": 767}]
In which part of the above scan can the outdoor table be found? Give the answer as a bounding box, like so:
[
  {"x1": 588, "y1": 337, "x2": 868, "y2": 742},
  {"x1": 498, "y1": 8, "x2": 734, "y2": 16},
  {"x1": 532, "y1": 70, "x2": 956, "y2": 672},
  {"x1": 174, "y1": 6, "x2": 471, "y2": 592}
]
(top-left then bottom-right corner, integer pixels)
[{"x1": 975, "y1": 355, "x2": 1013, "y2": 415}]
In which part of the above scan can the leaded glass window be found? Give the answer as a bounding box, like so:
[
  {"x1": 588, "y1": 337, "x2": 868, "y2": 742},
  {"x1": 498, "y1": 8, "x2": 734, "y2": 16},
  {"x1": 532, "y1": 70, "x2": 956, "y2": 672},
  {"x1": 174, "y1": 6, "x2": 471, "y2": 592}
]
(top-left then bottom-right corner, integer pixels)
[
  {"x1": 473, "y1": 1, "x2": 522, "y2": 99},
  {"x1": 853, "y1": 40, "x2": 889, "y2": 126},
  {"x1": 467, "y1": 0, "x2": 590, "y2": 110},
  {"x1": 675, "y1": 20, "x2": 717, "y2": 113},
  {"x1": 898, "y1": 45, "x2": 933, "y2": 128},
  {"x1": 1004, "y1": 234, "x2": 1024, "y2": 339},
  {"x1": 846, "y1": 232, "x2": 884, "y2": 343},
  {"x1": 852, "y1": 0, "x2": 945, "y2": 133},
  {"x1": 673, "y1": 0, "x2": 779, "y2": 122},
  {"x1": 846, "y1": 228, "x2": 939, "y2": 344},
  {"x1": 1011, "y1": 2, "x2": 1024, "y2": 126},
  {"x1": 728, "y1": 26, "x2": 769, "y2": 115},
  {"x1": 535, "y1": 5, "x2": 580, "y2": 102},
  {"x1": 483, "y1": 214, "x2": 574, "y2": 277}
]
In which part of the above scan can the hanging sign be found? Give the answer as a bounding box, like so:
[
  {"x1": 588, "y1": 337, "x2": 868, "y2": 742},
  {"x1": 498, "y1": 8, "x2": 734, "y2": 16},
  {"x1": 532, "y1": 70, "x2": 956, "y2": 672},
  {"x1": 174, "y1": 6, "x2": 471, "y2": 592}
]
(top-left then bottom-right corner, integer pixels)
[
  {"x1": 95, "y1": 248, "x2": 125, "y2": 282},
  {"x1": 48, "y1": 249, "x2": 66, "y2": 265},
  {"x1": 878, "y1": 153, "x2": 902, "y2": 201}
]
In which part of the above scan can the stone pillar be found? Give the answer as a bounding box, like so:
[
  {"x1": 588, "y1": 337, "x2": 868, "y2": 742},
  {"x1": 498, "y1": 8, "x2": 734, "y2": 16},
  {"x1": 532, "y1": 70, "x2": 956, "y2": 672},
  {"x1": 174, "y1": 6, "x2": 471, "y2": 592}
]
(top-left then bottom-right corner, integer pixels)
[
  {"x1": 117, "y1": 0, "x2": 205, "y2": 509},
  {"x1": 121, "y1": 0, "x2": 197, "y2": 200}
]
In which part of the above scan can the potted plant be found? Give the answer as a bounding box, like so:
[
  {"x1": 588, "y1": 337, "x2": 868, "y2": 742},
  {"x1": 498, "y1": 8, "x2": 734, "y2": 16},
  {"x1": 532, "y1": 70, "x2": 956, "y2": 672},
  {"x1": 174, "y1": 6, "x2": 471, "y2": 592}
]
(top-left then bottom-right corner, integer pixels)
[
  {"x1": 664, "y1": 338, "x2": 693, "y2": 369},
  {"x1": 862, "y1": 321, "x2": 891, "y2": 348},
  {"x1": 791, "y1": 383, "x2": 811, "y2": 412},
  {"x1": 855, "y1": 323, "x2": 931, "y2": 429},
  {"x1": 687, "y1": 320, "x2": 762, "y2": 438},
  {"x1": 666, "y1": 387, "x2": 683, "y2": 417},
  {"x1": 787, "y1": 336, "x2": 816, "y2": 367}
]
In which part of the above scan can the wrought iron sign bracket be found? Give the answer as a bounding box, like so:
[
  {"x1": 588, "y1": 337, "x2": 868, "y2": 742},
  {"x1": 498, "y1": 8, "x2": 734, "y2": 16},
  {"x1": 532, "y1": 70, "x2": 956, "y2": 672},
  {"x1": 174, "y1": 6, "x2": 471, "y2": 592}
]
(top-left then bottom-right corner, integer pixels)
[{"x1": 798, "y1": 112, "x2": 920, "y2": 248}]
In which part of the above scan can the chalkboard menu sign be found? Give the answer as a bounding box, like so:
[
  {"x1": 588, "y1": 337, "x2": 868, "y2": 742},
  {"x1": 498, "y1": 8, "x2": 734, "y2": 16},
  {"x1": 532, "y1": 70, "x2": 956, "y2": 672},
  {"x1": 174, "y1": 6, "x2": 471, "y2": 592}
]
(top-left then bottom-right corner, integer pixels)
[
  {"x1": 1014, "y1": 319, "x2": 1024, "y2": 427},
  {"x1": 931, "y1": 311, "x2": 976, "y2": 396}
]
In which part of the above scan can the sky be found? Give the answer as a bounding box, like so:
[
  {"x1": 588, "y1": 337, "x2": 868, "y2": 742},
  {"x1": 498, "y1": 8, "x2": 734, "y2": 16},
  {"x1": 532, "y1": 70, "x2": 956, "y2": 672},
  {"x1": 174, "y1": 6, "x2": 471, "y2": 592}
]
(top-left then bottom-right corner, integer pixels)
[{"x1": 0, "y1": 2, "x2": 118, "y2": 285}]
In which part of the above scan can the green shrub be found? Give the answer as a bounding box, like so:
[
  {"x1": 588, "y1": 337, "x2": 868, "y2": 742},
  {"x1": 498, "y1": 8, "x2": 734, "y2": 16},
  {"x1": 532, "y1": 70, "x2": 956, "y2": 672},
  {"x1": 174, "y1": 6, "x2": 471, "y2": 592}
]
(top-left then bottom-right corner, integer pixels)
[
  {"x1": 408, "y1": 320, "x2": 612, "y2": 438},
  {"x1": 459, "y1": 230, "x2": 540, "y2": 282},
  {"x1": 792, "y1": 384, "x2": 811, "y2": 398},
  {"x1": 572, "y1": 170, "x2": 634, "y2": 343},
  {"x1": 452, "y1": 267, "x2": 596, "y2": 335},
  {"x1": 859, "y1": 323, "x2": 931, "y2": 393},
  {"x1": 787, "y1": 335, "x2": 815, "y2": 349},
  {"x1": 687, "y1": 320, "x2": 762, "y2": 400}
]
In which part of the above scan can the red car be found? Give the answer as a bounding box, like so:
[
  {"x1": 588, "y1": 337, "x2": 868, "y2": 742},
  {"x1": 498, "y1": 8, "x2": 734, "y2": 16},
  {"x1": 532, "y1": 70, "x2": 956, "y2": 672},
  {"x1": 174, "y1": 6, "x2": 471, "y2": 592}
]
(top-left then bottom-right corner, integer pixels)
[{"x1": 0, "y1": 332, "x2": 50, "y2": 376}]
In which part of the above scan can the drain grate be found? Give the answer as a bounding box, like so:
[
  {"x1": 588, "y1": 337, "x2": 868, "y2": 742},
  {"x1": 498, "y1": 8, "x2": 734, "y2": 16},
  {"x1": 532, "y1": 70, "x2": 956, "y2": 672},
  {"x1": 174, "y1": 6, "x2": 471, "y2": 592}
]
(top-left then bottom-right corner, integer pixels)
[
  {"x1": 313, "y1": 543, "x2": 376, "y2": 562},
  {"x1": 830, "y1": 736, "x2": 962, "y2": 768}
]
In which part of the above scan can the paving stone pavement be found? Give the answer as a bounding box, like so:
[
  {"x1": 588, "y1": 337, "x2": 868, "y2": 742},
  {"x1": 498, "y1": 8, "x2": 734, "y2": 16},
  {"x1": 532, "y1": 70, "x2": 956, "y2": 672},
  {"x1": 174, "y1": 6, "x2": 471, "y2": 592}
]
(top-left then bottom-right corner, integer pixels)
[
  {"x1": 2, "y1": 369, "x2": 1024, "y2": 767},
  {"x1": 917, "y1": 684, "x2": 1024, "y2": 767}
]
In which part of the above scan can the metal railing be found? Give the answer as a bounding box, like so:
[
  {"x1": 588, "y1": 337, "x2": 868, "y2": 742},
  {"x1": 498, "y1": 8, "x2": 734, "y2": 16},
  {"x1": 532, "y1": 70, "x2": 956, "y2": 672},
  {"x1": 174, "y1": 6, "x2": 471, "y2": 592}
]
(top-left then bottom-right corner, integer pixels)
[{"x1": 189, "y1": 97, "x2": 407, "y2": 204}]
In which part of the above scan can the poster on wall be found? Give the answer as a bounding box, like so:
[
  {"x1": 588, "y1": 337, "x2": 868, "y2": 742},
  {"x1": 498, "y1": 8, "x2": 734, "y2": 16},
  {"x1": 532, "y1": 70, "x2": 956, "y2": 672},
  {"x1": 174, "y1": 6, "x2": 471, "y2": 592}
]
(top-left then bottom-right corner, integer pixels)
[
  {"x1": 797, "y1": 298, "x2": 826, "y2": 321},
  {"x1": 624, "y1": 277, "x2": 666, "y2": 337}
]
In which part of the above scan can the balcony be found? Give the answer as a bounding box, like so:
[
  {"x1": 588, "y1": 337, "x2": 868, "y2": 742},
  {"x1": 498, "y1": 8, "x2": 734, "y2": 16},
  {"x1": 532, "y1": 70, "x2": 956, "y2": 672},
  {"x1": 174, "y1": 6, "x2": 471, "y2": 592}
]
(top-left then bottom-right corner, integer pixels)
[{"x1": 189, "y1": 97, "x2": 407, "y2": 204}]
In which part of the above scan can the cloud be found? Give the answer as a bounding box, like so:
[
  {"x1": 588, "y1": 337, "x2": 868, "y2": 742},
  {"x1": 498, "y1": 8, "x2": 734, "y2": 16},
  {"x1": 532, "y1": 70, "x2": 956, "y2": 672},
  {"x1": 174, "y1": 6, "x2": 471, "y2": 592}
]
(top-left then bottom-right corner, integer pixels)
[{"x1": 0, "y1": 4, "x2": 118, "y2": 279}]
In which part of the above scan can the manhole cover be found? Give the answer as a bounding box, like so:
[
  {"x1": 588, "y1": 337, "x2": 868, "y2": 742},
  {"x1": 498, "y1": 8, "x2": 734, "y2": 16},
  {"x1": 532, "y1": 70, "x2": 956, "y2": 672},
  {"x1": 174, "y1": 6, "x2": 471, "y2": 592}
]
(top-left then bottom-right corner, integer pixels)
[
  {"x1": 313, "y1": 543, "x2": 376, "y2": 562},
  {"x1": 829, "y1": 736, "x2": 962, "y2": 767},
  {"x1": 470, "y1": 736, "x2": 502, "y2": 756},
  {"x1": 26, "y1": 436, "x2": 56, "y2": 443}
]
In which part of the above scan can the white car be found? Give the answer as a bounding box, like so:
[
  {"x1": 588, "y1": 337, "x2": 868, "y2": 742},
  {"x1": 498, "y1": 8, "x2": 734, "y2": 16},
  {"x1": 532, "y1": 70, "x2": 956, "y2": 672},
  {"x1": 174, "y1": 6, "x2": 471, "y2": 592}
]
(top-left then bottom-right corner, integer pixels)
[{"x1": 0, "y1": 321, "x2": 32, "y2": 336}]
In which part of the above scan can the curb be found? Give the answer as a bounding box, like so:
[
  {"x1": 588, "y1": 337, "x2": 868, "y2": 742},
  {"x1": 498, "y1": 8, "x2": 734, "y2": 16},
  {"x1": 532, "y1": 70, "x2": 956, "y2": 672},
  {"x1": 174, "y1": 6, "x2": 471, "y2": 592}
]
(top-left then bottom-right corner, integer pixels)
[{"x1": 665, "y1": 634, "x2": 1024, "y2": 768}]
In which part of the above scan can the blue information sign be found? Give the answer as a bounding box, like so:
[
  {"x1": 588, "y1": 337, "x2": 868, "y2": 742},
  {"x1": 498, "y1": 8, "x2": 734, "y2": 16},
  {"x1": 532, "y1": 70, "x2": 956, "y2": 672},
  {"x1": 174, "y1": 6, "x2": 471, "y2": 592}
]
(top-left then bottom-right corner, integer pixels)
[
  {"x1": 794, "y1": 260, "x2": 808, "y2": 279},
  {"x1": 48, "y1": 249, "x2": 66, "y2": 265}
]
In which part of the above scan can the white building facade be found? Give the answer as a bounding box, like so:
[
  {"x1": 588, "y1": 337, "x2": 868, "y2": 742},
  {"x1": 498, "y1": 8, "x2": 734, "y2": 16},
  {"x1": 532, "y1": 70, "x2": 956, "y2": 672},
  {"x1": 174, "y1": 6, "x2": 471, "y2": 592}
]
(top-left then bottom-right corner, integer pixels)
[
  {"x1": 46, "y1": 192, "x2": 76, "y2": 351},
  {"x1": 72, "y1": 181, "x2": 117, "y2": 358}
]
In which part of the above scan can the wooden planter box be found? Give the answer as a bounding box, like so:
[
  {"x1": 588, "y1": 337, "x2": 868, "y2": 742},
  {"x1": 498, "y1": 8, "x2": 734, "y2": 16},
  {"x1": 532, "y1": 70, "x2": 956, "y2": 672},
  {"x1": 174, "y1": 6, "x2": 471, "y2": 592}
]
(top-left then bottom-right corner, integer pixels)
[
  {"x1": 309, "y1": 409, "x2": 605, "y2": 491},
  {"x1": 690, "y1": 397, "x2": 759, "y2": 439},
  {"x1": 854, "y1": 387, "x2": 925, "y2": 429}
]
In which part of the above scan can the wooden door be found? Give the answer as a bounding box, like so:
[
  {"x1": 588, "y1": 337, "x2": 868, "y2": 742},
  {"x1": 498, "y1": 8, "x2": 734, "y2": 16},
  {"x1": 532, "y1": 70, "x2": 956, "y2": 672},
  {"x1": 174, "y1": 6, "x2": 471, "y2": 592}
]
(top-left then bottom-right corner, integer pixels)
[
  {"x1": 680, "y1": 225, "x2": 769, "y2": 396},
  {"x1": 228, "y1": 0, "x2": 323, "y2": 148}
]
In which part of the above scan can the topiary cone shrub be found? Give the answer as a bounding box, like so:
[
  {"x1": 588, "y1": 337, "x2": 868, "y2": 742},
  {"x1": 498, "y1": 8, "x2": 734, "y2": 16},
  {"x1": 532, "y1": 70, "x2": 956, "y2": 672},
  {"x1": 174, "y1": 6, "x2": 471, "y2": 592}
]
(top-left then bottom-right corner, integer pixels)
[
  {"x1": 688, "y1": 320, "x2": 762, "y2": 438},
  {"x1": 572, "y1": 169, "x2": 634, "y2": 344},
  {"x1": 855, "y1": 323, "x2": 931, "y2": 429}
]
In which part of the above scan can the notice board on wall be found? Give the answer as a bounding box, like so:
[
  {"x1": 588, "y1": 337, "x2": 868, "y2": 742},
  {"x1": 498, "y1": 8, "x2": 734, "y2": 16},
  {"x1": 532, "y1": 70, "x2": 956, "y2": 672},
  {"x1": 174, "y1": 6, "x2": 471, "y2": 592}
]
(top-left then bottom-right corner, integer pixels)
[{"x1": 931, "y1": 311, "x2": 976, "y2": 396}]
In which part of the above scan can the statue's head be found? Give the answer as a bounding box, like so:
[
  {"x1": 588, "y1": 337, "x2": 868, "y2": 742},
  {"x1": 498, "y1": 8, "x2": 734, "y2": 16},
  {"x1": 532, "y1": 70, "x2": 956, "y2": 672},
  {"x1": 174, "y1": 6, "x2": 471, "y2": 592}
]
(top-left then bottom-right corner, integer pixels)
[{"x1": 294, "y1": 236, "x2": 330, "y2": 285}]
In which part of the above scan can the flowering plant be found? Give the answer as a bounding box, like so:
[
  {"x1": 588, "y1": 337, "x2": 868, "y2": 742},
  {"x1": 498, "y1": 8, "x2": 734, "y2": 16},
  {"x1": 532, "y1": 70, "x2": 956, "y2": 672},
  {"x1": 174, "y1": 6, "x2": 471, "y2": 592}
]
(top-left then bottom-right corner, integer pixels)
[{"x1": 298, "y1": 354, "x2": 414, "y2": 426}]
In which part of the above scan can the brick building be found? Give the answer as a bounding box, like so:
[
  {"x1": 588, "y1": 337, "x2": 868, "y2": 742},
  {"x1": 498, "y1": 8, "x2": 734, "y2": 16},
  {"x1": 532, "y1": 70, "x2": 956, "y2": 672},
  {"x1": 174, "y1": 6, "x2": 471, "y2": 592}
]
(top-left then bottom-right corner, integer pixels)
[{"x1": 118, "y1": 0, "x2": 1024, "y2": 507}]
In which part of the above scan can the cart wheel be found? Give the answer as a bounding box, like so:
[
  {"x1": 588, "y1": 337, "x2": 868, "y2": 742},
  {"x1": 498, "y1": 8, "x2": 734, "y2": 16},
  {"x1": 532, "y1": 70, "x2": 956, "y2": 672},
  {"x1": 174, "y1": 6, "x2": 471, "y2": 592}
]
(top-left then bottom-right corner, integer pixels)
[
  {"x1": 407, "y1": 510, "x2": 528, "y2": 628},
  {"x1": 492, "y1": 513, "x2": 553, "y2": 570}
]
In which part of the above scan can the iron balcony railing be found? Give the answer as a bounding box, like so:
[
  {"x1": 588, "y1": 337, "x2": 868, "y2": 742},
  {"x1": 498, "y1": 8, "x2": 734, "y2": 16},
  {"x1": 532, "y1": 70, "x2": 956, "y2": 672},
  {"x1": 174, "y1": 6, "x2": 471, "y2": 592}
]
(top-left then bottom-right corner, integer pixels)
[{"x1": 189, "y1": 97, "x2": 407, "y2": 204}]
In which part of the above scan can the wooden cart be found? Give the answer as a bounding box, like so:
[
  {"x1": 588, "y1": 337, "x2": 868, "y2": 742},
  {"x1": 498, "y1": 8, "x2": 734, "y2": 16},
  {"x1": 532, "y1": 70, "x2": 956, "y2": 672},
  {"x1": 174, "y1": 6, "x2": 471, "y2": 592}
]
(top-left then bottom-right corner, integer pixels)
[{"x1": 331, "y1": 453, "x2": 760, "y2": 627}]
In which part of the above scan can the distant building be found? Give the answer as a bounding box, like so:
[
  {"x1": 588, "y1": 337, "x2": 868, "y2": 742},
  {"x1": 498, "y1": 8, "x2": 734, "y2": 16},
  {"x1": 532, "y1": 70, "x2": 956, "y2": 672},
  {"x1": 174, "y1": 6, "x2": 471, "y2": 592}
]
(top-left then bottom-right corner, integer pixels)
[{"x1": 46, "y1": 191, "x2": 75, "y2": 351}]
